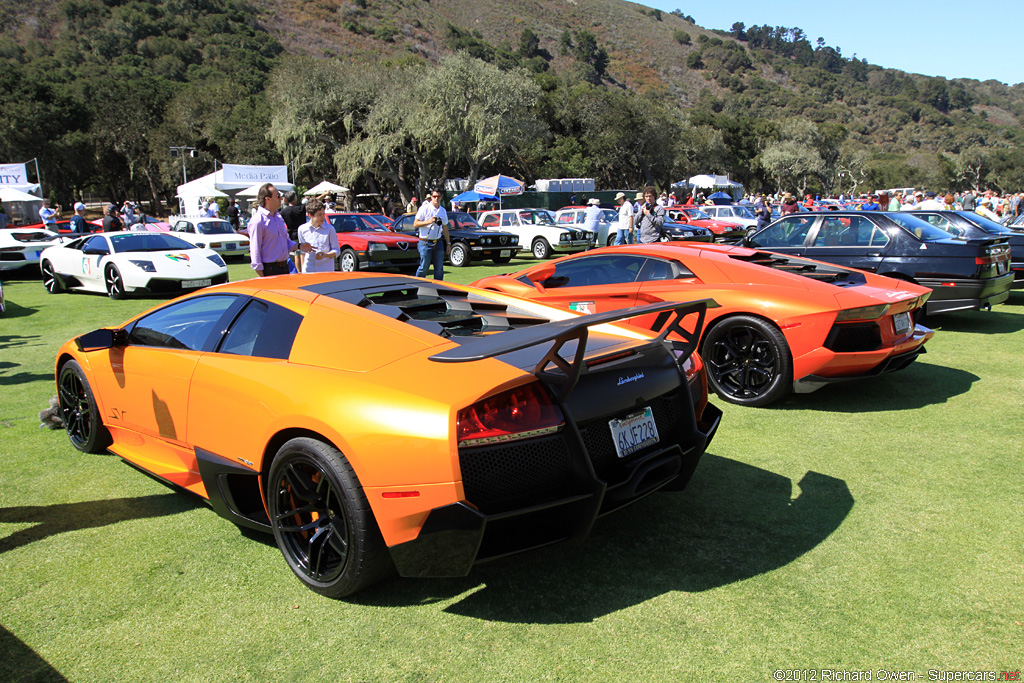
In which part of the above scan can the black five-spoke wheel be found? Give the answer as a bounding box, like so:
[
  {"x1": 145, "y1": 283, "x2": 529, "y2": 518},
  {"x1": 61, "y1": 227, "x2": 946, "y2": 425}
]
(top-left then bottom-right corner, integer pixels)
[
  {"x1": 58, "y1": 360, "x2": 111, "y2": 453},
  {"x1": 701, "y1": 315, "x2": 792, "y2": 407},
  {"x1": 267, "y1": 437, "x2": 391, "y2": 597}
]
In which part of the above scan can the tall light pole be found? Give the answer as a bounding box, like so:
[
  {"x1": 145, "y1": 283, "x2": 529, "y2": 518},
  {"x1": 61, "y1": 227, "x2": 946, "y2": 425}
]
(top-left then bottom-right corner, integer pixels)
[{"x1": 169, "y1": 146, "x2": 197, "y2": 184}]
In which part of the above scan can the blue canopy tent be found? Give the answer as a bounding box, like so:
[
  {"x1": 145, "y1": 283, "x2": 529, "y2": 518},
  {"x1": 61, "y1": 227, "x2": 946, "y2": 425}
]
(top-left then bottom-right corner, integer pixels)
[
  {"x1": 708, "y1": 191, "x2": 733, "y2": 205},
  {"x1": 451, "y1": 189, "x2": 499, "y2": 203}
]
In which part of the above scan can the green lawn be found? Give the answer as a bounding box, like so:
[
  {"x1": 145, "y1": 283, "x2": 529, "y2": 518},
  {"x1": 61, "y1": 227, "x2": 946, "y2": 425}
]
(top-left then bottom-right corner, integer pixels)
[{"x1": 1, "y1": 261, "x2": 1022, "y2": 682}]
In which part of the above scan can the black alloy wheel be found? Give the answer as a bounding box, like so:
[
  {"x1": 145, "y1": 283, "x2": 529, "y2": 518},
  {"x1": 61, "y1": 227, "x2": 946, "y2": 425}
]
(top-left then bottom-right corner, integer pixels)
[
  {"x1": 104, "y1": 265, "x2": 126, "y2": 300},
  {"x1": 266, "y1": 437, "x2": 392, "y2": 598},
  {"x1": 41, "y1": 260, "x2": 63, "y2": 293},
  {"x1": 58, "y1": 360, "x2": 112, "y2": 453},
  {"x1": 701, "y1": 315, "x2": 792, "y2": 407}
]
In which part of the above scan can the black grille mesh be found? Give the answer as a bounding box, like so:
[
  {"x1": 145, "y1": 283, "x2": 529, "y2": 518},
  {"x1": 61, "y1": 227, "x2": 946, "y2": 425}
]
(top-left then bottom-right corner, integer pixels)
[
  {"x1": 459, "y1": 434, "x2": 575, "y2": 513},
  {"x1": 824, "y1": 323, "x2": 881, "y2": 352}
]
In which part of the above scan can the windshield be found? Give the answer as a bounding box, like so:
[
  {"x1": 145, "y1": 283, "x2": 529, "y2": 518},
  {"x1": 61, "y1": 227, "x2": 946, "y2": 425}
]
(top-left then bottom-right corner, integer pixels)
[
  {"x1": 518, "y1": 210, "x2": 556, "y2": 226},
  {"x1": 449, "y1": 212, "x2": 483, "y2": 230},
  {"x1": 600, "y1": 209, "x2": 618, "y2": 222},
  {"x1": 954, "y1": 211, "x2": 1016, "y2": 235},
  {"x1": 197, "y1": 220, "x2": 235, "y2": 235},
  {"x1": 732, "y1": 206, "x2": 755, "y2": 219},
  {"x1": 682, "y1": 208, "x2": 712, "y2": 220},
  {"x1": 330, "y1": 214, "x2": 391, "y2": 233},
  {"x1": 109, "y1": 233, "x2": 196, "y2": 253},
  {"x1": 883, "y1": 214, "x2": 965, "y2": 242}
]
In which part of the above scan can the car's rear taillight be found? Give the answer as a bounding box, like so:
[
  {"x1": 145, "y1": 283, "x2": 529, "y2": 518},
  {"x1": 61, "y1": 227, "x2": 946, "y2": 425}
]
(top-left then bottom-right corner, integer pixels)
[
  {"x1": 976, "y1": 245, "x2": 1009, "y2": 265},
  {"x1": 835, "y1": 304, "x2": 890, "y2": 322},
  {"x1": 457, "y1": 382, "x2": 565, "y2": 448}
]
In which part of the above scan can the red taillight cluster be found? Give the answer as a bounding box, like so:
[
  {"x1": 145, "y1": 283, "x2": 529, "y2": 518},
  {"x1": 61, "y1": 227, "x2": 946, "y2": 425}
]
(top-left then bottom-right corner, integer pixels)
[
  {"x1": 456, "y1": 382, "x2": 565, "y2": 448},
  {"x1": 976, "y1": 245, "x2": 1010, "y2": 266}
]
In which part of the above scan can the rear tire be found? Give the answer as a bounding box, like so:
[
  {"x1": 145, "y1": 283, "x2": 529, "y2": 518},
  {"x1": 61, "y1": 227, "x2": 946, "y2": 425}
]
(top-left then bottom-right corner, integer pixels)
[
  {"x1": 701, "y1": 315, "x2": 792, "y2": 407},
  {"x1": 58, "y1": 360, "x2": 112, "y2": 453},
  {"x1": 266, "y1": 437, "x2": 392, "y2": 598}
]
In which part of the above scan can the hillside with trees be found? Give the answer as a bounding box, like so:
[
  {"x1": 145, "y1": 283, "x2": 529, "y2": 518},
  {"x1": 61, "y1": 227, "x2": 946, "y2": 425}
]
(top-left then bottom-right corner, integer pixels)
[{"x1": 1, "y1": 0, "x2": 1022, "y2": 212}]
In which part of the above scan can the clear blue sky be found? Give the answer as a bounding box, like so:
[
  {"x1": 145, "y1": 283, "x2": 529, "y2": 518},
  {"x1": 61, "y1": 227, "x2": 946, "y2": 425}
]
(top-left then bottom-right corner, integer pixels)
[{"x1": 646, "y1": 0, "x2": 1022, "y2": 86}]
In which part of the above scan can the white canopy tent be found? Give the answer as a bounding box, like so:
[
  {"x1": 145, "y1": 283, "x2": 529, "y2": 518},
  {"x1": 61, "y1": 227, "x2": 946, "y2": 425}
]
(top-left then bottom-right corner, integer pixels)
[
  {"x1": 676, "y1": 174, "x2": 743, "y2": 190},
  {"x1": 175, "y1": 166, "x2": 294, "y2": 217},
  {"x1": 0, "y1": 186, "x2": 42, "y2": 203},
  {"x1": 304, "y1": 181, "x2": 349, "y2": 196}
]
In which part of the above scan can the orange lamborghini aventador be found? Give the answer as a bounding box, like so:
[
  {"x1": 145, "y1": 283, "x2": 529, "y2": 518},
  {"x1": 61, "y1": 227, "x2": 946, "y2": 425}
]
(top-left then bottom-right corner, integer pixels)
[
  {"x1": 472, "y1": 243, "x2": 935, "y2": 406},
  {"x1": 55, "y1": 273, "x2": 721, "y2": 597}
]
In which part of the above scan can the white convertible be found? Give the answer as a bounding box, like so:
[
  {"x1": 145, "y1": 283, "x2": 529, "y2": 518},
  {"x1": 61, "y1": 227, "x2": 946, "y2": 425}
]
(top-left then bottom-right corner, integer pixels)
[
  {"x1": 0, "y1": 226, "x2": 63, "y2": 272},
  {"x1": 39, "y1": 231, "x2": 229, "y2": 299},
  {"x1": 168, "y1": 217, "x2": 250, "y2": 257}
]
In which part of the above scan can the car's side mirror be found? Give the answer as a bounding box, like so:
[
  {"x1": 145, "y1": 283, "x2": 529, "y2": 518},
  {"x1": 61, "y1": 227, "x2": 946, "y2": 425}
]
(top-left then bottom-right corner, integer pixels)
[
  {"x1": 74, "y1": 328, "x2": 127, "y2": 352},
  {"x1": 528, "y1": 263, "x2": 557, "y2": 293},
  {"x1": 82, "y1": 247, "x2": 108, "y2": 256}
]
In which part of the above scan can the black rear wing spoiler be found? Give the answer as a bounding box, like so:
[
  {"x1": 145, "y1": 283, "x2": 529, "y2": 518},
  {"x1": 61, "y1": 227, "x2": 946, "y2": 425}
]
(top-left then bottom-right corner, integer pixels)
[{"x1": 429, "y1": 299, "x2": 718, "y2": 399}]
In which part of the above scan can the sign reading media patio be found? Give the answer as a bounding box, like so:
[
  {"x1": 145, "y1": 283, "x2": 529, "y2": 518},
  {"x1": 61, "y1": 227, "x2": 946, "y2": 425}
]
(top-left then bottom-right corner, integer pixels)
[{"x1": 220, "y1": 164, "x2": 288, "y2": 185}]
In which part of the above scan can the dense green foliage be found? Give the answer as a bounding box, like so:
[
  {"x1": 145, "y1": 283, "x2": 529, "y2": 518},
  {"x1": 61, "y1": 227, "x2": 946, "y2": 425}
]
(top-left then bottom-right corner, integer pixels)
[{"x1": 1, "y1": 0, "x2": 1022, "y2": 211}]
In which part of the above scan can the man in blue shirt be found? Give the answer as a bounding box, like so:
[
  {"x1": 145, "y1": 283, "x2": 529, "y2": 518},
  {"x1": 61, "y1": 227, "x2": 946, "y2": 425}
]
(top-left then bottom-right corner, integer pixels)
[
  {"x1": 69, "y1": 202, "x2": 88, "y2": 234},
  {"x1": 860, "y1": 195, "x2": 881, "y2": 211}
]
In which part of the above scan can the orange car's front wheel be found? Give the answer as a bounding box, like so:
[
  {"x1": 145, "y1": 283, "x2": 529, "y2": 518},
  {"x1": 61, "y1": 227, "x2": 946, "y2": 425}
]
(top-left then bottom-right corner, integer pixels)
[
  {"x1": 58, "y1": 360, "x2": 112, "y2": 454},
  {"x1": 267, "y1": 437, "x2": 392, "y2": 598}
]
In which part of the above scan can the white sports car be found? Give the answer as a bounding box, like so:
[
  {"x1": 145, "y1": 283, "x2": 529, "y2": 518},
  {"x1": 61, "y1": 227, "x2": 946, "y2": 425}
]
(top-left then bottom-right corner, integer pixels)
[
  {"x1": 0, "y1": 226, "x2": 63, "y2": 271},
  {"x1": 168, "y1": 218, "x2": 250, "y2": 257},
  {"x1": 39, "y1": 231, "x2": 229, "y2": 299}
]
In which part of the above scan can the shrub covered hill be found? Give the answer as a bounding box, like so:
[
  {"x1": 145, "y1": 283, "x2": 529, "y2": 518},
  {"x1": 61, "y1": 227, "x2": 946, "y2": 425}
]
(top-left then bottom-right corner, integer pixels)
[{"x1": 2, "y1": 0, "x2": 1023, "y2": 208}]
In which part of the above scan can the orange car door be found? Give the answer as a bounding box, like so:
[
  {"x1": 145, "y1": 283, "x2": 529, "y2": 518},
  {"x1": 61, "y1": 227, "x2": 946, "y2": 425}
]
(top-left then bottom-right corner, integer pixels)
[
  {"x1": 186, "y1": 297, "x2": 306, "y2": 469},
  {"x1": 529, "y1": 254, "x2": 647, "y2": 314},
  {"x1": 90, "y1": 296, "x2": 241, "y2": 473},
  {"x1": 633, "y1": 257, "x2": 703, "y2": 331}
]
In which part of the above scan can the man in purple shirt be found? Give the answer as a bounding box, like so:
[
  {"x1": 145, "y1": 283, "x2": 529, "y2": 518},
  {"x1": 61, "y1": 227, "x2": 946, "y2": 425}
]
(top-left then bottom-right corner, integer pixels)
[{"x1": 249, "y1": 183, "x2": 311, "y2": 276}]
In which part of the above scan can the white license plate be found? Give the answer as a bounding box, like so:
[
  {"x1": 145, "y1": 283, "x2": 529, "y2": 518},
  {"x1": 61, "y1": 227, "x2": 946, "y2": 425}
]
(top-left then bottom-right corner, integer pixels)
[
  {"x1": 609, "y1": 406, "x2": 659, "y2": 459},
  {"x1": 499, "y1": 249, "x2": 511, "y2": 257},
  {"x1": 893, "y1": 311, "x2": 912, "y2": 334},
  {"x1": 182, "y1": 278, "x2": 211, "y2": 289}
]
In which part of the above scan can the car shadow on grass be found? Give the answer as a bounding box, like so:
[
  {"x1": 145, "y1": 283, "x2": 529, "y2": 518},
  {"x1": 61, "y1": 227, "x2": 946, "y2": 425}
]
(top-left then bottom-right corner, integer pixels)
[
  {"x1": 0, "y1": 361, "x2": 51, "y2": 386},
  {"x1": 772, "y1": 361, "x2": 979, "y2": 413},
  {"x1": 0, "y1": 493, "x2": 197, "y2": 555},
  {"x1": 0, "y1": 298, "x2": 37, "y2": 319},
  {"x1": 925, "y1": 308, "x2": 1024, "y2": 334},
  {"x1": 0, "y1": 625, "x2": 68, "y2": 683},
  {"x1": 351, "y1": 454, "x2": 853, "y2": 623}
]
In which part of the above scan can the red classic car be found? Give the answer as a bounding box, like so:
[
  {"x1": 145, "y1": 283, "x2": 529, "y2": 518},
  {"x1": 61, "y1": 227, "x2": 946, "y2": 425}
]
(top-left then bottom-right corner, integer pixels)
[
  {"x1": 325, "y1": 212, "x2": 421, "y2": 272},
  {"x1": 666, "y1": 206, "x2": 746, "y2": 242}
]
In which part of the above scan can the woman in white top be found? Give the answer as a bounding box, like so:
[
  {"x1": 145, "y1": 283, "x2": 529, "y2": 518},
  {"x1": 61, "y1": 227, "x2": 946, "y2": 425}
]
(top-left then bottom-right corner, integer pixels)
[{"x1": 297, "y1": 198, "x2": 340, "y2": 273}]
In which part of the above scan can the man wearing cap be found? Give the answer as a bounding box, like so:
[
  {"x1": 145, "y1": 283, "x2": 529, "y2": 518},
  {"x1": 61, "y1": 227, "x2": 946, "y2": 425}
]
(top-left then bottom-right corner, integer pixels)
[
  {"x1": 614, "y1": 192, "x2": 634, "y2": 245},
  {"x1": 918, "y1": 191, "x2": 944, "y2": 210},
  {"x1": 413, "y1": 190, "x2": 450, "y2": 280},
  {"x1": 406, "y1": 196, "x2": 418, "y2": 214},
  {"x1": 101, "y1": 204, "x2": 123, "y2": 232},
  {"x1": 70, "y1": 202, "x2": 88, "y2": 234},
  {"x1": 583, "y1": 197, "x2": 602, "y2": 242}
]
